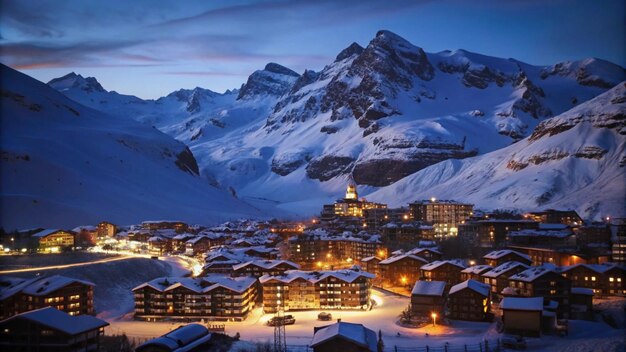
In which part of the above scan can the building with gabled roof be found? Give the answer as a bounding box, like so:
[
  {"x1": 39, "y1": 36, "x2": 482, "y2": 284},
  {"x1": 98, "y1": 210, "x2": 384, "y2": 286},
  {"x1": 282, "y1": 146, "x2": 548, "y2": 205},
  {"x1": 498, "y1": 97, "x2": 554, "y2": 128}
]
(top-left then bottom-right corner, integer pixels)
[
  {"x1": 136, "y1": 323, "x2": 212, "y2": 352},
  {"x1": 448, "y1": 279, "x2": 491, "y2": 321},
  {"x1": 560, "y1": 263, "x2": 625, "y2": 296},
  {"x1": 508, "y1": 265, "x2": 571, "y2": 318},
  {"x1": 500, "y1": 297, "x2": 543, "y2": 337},
  {"x1": 379, "y1": 254, "x2": 428, "y2": 288},
  {"x1": 420, "y1": 260, "x2": 466, "y2": 286},
  {"x1": 232, "y1": 260, "x2": 300, "y2": 278},
  {"x1": 132, "y1": 275, "x2": 257, "y2": 321},
  {"x1": 481, "y1": 261, "x2": 530, "y2": 298},
  {"x1": 483, "y1": 249, "x2": 532, "y2": 267},
  {"x1": 311, "y1": 321, "x2": 378, "y2": 352},
  {"x1": 32, "y1": 229, "x2": 75, "y2": 252},
  {"x1": 461, "y1": 264, "x2": 493, "y2": 281},
  {"x1": 0, "y1": 275, "x2": 94, "y2": 320},
  {"x1": 410, "y1": 280, "x2": 446, "y2": 318},
  {"x1": 0, "y1": 307, "x2": 108, "y2": 351},
  {"x1": 259, "y1": 268, "x2": 374, "y2": 313}
]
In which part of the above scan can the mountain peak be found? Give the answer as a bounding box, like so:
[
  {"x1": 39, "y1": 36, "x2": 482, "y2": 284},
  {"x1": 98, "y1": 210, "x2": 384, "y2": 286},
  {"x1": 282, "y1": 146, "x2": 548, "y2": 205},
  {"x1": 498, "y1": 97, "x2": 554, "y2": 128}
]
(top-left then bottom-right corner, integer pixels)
[
  {"x1": 335, "y1": 42, "x2": 364, "y2": 62},
  {"x1": 48, "y1": 72, "x2": 105, "y2": 93},
  {"x1": 264, "y1": 62, "x2": 299, "y2": 77}
]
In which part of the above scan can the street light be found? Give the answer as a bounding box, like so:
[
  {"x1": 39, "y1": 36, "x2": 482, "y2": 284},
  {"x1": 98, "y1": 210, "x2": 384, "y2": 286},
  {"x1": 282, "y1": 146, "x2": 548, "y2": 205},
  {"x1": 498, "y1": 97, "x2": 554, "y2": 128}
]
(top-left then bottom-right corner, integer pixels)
[{"x1": 431, "y1": 312, "x2": 437, "y2": 326}]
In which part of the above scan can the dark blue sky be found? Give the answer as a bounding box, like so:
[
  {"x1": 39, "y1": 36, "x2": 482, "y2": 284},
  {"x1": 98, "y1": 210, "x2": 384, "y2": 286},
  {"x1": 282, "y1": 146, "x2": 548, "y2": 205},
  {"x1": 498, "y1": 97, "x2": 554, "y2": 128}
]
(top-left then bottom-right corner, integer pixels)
[{"x1": 1, "y1": 0, "x2": 624, "y2": 99}]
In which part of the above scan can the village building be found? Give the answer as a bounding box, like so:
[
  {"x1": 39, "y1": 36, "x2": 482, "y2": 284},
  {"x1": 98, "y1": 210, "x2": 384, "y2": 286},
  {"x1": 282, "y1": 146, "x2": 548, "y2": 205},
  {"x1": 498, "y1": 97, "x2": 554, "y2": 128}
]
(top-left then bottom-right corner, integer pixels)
[
  {"x1": 569, "y1": 287, "x2": 594, "y2": 320},
  {"x1": 448, "y1": 279, "x2": 491, "y2": 321},
  {"x1": 458, "y1": 219, "x2": 539, "y2": 247},
  {"x1": 576, "y1": 222, "x2": 611, "y2": 247},
  {"x1": 508, "y1": 245, "x2": 610, "y2": 266},
  {"x1": 97, "y1": 221, "x2": 117, "y2": 240},
  {"x1": 378, "y1": 222, "x2": 436, "y2": 248},
  {"x1": 610, "y1": 218, "x2": 626, "y2": 263},
  {"x1": 132, "y1": 275, "x2": 258, "y2": 321},
  {"x1": 410, "y1": 280, "x2": 446, "y2": 318},
  {"x1": 461, "y1": 265, "x2": 493, "y2": 282},
  {"x1": 259, "y1": 268, "x2": 374, "y2": 313},
  {"x1": 481, "y1": 261, "x2": 530, "y2": 298},
  {"x1": 420, "y1": 260, "x2": 466, "y2": 286},
  {"x1": 72, "y1": 226, "x2": 98, "y2": 246},
  {"x1": 527, "y1": 209, "x2": 583, "y2": 226},
  {"x1": 0, "y1": 307, "x2": 108, "y2": 352},
  {"x1": 360, "y1": 256, "x2": 382, "y2": 281},
  {"x1": 507, "y1": 225, "x2": 576, "y2": 248},
  {"x1": 500, "y1": 297, "x2": 544, "y2": 337},
  {"x1": 232, "y1": 260, "x2": 300, "y2": 278},
  {"x1": 32, "y1": 229, "x2": 75, "y2": 252},
  {"x1": 508, "y1": 266, "x2": 572, "y2": 318},
  {"x1": 311, "y1": 321, "x2": 379, "y2": 352},
  {"x1": 409, "y1": 199, "x2": 473, "y2": 238},
  {"x1": 142, "y1": 220, "x2": 189, "y2": 232},
  {"x1": 378, "y1": 254, "x2": 428, "y2": 288},
  {"x1": 483, "y1": 249, "x2": 532, "y2": 267},
  {"x1": 184, "y1": 236, "x2": 213, "y2": 256},
  {"x1": 289, "y1": 229, "x2": 386, "y2": 270},
  {"x1": 0, "y1": 275, "x2": 95, "y2": 320},
  {"x1": 560, "y1": 263, "x2": 626, "y2": 296},
  {"x1": 320, "y1": 184, "x2": 387, "y2": 222}
]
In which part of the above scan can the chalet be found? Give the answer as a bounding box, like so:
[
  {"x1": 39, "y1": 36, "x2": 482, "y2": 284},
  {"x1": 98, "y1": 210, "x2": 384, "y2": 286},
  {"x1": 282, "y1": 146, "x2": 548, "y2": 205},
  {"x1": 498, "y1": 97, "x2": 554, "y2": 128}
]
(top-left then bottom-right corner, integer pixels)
[
  {"x1": 528, "y1": 209, "x2": 583, "y2": 226},
  {"x1": 142, "y1": 220, "x2": 189, "y2": 232},
  {"x1": 184, "y1": 236, "x2": 212, "y2": 256},
  {"x1": 136, "y1": 324, "x2": 211, "y2": 352},
  {"x1": 147, "y1": 236, "x2": 170, "y2": 256},
  {"x1": 410, "y1": 280, "x2": 446, "y2": 318},
  {"x1": 133, "y1": 275, "x2": 258, "y2": 321},
  {"x1": 0, "y1": 307, "x2": 108, "y2": 352},
  {"x1": 508, "y1": 245, "x2": 609, "y2": 266},
  {"x1": 259, "y1": 268, "x2": 374, "y2": 313},
  {"x1": 379, "y1": 254, "x2": 428, "y2": 288},
  {"x1": 97, "y1": 221, "x2": 117, "y2": 239},
  {"x1": 360, "y1": 256, "x2": 382, "y2": 280},
  {"x1": 420, "y1": 260, "x2": 466, "y2": 286},
  {"x1": 171, "y1": 233, "x2": 195, "y2": 252},
  {"x1": 481, "y1": 261, "x2": 529, "y2": 298},
  {"x1": 72, "y1": 226, "x2": 98, "y2": 246},
  {"x1": 508, "y1": 266, "x2": 572, "y2": 318},
  {"x1": 501, "y1": 297, "x2": 544, "y2": 337},
  {"x1": 311, "y1": 321, "x2": 378, "y2": 352},
  {"x1": 483, "y1": 249, "x2": 532, "y2": 267},
  {"x1": 0, "y1": 275, "x2": 95, "y2": 320},
  {"x1": 461, "y1": 265, "x2": 493, "y2": 281},
  {"x1": 232, "y1": 260, "x2": 300, "y2": 278},
  {"x1": 560, "y1": 263, "x2": 626, "y2": 296},
  {"x1": 405, "y1": 247, "x2": 443, "y2": 261},
  {"x1": 570, "y1": 287, "x2": 594, "y2": 320},
  {"x1": 458, "y1": 219, "x2": 539, "y2": 247},
  {"x1": 32, "y1": 229, "x2": 75, "y2": 252},
  {"x1": 448, "y1": 279, "x2": 491, "y2": 321}
]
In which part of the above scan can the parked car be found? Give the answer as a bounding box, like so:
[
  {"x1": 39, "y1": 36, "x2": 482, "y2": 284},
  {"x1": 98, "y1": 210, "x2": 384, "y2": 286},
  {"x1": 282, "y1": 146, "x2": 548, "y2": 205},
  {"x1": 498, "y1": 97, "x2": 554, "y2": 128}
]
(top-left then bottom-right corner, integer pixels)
[
  {"x1": 267, "y1": 315, "x2": 295, "y2": 326},
  {"x1": 502, "y1": 335, "x2": 527, "y2": 350},
  {"x1": 318, "y1": 312, "x2": 332, "y2": 321}
]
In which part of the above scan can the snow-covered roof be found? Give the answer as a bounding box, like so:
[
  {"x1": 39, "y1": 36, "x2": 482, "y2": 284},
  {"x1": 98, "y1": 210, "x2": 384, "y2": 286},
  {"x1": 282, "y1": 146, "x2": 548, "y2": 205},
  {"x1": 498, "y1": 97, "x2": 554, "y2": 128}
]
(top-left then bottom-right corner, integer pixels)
[
  {"x1": 508, "y1": 229, "x2": 572, "y2": 238},
  {"x1": 310, "y1": 321, "x2": 377, "y2": 351},
  {"x1": 3, "y1": 307, "x2": 108, "y2": 335},
  {"x1": 482, "y1": 261, "x2": 530, "y2": 278},
  {"x1": 449, "y1": 279, "x2": 490, "y2": 296},
  {"x1": 461, "y1": 265, "x2": 493, "y2": 274},
  {"x1": 72, "y1": 225, "x2": 96, "y2": 232},
  {"x1": 571, "y1": 287, "x2": 594, "y2": 295},
  {"x1": 406, "y1": 247, "x2": 442, "y2": 255},
  {"x1": 259, "y1": 269, "x2": 375, "y2": 284},
  {"x1": 361, "y1": 256, "x2": 379, "y2": 262},
  {"x1": 16, "y1": 275, "x2": 95, "y2": 296},
  {"x1": 561, "y1": 263, "x2": 619, "y2": 274},
  {"x1": 132, "y1": 275, "x2": 256, "y2": 294},
  {"x1": 539, "y1": 223, "x2": 569, "y2": 230},
  {"x1": 232, "y1": 260, "x2": 300, "y2": 271},
  {"x1": 31, "y1": 229, "x2": 66, "y2": 238},
  {"x1": 420, "y1": 260, "x2": 466, "y2": 271},
  {"x1": 509, "y1": 265, "x2": 556, "y2": 282},
  {"x1": 501, "y1": 297, "x2": 544, "y2": 311},
  {"x1": 379, "y1": 254, "x2": 427, "y2": 265},
  {"x1": 483, "y1": 249, "x2": 531, "y2": 262},
  {"x1": 411, "y1": 280, "x2": 446, "y2": 296}
]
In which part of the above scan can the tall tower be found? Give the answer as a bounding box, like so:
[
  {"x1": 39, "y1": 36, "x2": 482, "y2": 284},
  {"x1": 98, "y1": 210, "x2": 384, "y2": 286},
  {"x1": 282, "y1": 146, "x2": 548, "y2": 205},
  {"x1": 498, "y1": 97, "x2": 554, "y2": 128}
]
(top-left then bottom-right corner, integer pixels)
[
  {"x1": 273, "y1": 287, "x2": 287, "y2": 352},
  {"x1": 345, "y1": 183, "x2": 358, "y2": 200}
]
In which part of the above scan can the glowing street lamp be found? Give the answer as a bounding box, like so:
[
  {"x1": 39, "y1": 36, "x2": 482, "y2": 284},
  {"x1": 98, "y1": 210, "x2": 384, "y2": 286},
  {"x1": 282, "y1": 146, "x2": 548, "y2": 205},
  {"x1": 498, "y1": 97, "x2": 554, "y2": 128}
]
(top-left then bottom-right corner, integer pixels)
[{"x1": 431, "y1": 312, "x2": 437, "y2": 326}]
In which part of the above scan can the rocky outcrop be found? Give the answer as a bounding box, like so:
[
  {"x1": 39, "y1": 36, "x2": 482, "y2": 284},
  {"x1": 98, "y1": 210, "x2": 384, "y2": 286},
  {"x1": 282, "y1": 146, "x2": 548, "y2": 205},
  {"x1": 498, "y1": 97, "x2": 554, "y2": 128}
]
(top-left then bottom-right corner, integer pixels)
[
  {"x1": 175, "y1": 147, "x2": 200, "y2": 175},
  {"x1": 540, "y1": 59, "x2": 626, "y2": 89},
  {"x1": 335, "y1": 42, "x2": 364, "y2": 62},
  {"x1": 306, "y1": 155, "x2": 355, "y2": 181},
  {"x1": 48, "y1": 72, "x2": 105, "y2": 93},
  {"x1": 238, "y1": 63, "x2": 300, "y2": 100},
  {"x1": 574, "y1": 146, "x2": 608, "y2": 159}
]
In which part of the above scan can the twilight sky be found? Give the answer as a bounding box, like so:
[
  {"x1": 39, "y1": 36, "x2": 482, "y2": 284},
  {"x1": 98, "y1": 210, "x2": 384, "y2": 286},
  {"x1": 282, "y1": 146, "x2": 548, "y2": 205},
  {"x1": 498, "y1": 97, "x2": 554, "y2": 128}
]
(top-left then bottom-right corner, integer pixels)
[{"x1": 1, "y1": 0, "x2": 624, "y2": 99}]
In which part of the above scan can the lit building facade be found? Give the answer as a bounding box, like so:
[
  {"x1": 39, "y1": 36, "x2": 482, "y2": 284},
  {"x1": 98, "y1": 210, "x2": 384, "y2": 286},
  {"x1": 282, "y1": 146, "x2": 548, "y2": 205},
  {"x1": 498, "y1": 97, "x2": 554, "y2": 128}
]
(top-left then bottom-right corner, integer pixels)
[{"x1": 409, "y1": 199, "x2": 473, "y2": 237}]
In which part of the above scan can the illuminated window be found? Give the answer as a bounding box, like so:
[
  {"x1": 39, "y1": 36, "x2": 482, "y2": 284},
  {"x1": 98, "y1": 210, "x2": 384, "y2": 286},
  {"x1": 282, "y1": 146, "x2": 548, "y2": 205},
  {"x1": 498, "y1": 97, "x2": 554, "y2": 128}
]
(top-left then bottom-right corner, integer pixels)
[
  {"x1": 610, "y1": 277, "x2": 614, "y2": 282},
  {"x1": 591, "y1": 276, "x2": 596, "y2": 281}
]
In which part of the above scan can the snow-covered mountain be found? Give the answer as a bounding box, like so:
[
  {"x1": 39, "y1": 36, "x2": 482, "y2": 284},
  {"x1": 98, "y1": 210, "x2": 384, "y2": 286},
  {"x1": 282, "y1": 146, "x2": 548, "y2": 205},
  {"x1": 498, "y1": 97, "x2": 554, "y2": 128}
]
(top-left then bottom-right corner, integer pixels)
[
  {"x1": 46, "y1": 30, "x2": 625, "y2": 218},
  {"x1": 0, "y1": 64, "x2": 263, "y2": 229},
  {"x1": 368, "y1": 82, "x2": 626, "y2": 219}
]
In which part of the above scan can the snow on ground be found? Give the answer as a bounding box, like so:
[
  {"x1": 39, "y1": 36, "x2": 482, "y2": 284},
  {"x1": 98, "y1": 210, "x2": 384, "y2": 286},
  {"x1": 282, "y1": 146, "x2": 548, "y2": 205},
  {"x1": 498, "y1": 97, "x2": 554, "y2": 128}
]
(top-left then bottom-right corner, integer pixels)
[{"x1": 106, "y1": 289, "x2": 626, "y2": 352}]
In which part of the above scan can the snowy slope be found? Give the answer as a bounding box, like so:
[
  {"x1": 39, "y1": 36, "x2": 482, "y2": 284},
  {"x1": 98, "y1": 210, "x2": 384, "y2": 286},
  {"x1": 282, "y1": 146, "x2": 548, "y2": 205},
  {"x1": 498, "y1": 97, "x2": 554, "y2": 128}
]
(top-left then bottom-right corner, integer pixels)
[
  {"x1": 0, "y1": 64, "x2": 263, "y2": 229},
  {"x1": 367, "y1": 82, "x2": 626, "y2": 220}
]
